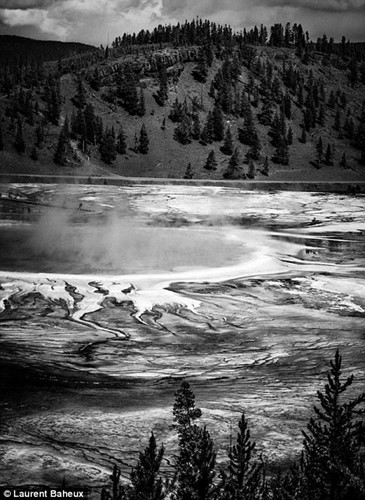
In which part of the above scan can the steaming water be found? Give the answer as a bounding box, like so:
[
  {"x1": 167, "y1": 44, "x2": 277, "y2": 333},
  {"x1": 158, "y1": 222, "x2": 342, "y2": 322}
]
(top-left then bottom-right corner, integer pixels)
[{"x1": 0, "y1": 184, "x2": 365, "y2": 491}]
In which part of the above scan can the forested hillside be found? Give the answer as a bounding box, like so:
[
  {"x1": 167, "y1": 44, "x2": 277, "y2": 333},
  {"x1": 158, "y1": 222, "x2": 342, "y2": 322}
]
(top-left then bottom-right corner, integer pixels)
[{"x1": 0, "y1": 20, "x2": 364, "y2": 181}]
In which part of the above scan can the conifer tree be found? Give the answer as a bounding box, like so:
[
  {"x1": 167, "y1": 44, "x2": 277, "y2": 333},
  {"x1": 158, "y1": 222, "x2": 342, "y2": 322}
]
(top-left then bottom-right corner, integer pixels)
[
  {"x1": 90, "y1": 67, "x2": 101, "y2": 91},
  {"x1": 74, "y1": 73, "x2": 87, "y2": 109},
  {"x1": 200, "y1": 112, "x2": 214, "y2": 145},
  {"x1": 174, "y1": 118, "x2": 191, "y2": 145},
  {"x1": 183, "y1": 162, "x2": 194, "y2": 179},
  {"x1": 259, "y1": 100, "x2": 274, "y2": 126},
  {"x1": 221, "y1": 126, "x2": 233, "y2": 155},
  {"x1": 223, "y1": 147, "x2": 241, "y2": 179},
  {"x1": 318, "y1": 105, "x2": 326, "y2": 126},
  {"x1": 139, "y1": 123, "x2": 149, "y2": 154},
  {"x1": 173, "y1": 381, "x2": 202, "y2": 430},
  {"x1": 218, "y1": 413, "x2": 265, "y2": 499},
  {"x1": 334, "y1": 110, "x2": 341, "y2": 132},
  {"x1": 30, "y1": 145, "x2": 38, "y2": 161},
  {"x1": 247, "y1": 159, "x2": 256, "y2": 179},
  {"x1": 172, "y1": 382, "x2": 216, "y2": 500},
  {"x1": 300, "y1": 127, "x2": 307, "y2": 144},
  {"x1": 238, "y1": 107, "x2": 257, "y2": 146},
  {"x1": 283, "y1": 91, "x2": 292, "y2": 119},
  {"x1": 117, "y1": 125, "x2": 127, "y2": 154},
  {"x1": 99, "y1": 128, "x2": 117, "y2": 164},
  {"x1": 316, "y1": 136, "x2": 324, "y2": 163},
  {"x1": 204, "y1": 150, "x2": 217, "y2": 171},
  {"x1": 340, "y1": 152, "x2": 347, "y2": 168},
  {"x1": 328, "y1": 90, "x2": 336, "y2": 109},
  {"x1": 0, "y1": 121, "x2": 3, "y2": 151},
  {"x1": 14, "y1": 116, "x2": 25, "y2": 154},
  {"x1": 324, "y1": 144, "x2": 333, "y2": 166},
  {"x1": 191, "y1": 113, "x2": 201, "y2": 141},
  {"x1": 287, "y1": 126, "x2": 293, "y2": 145},
  {"x1": 54, "y1": 117, "x2": 71, "y2": 166},
  {"x1": 35, "y1": 123, "x2": 44, "y2": 147},
  {"x1": 262, "y1": 156, "x2": 270, "y2": 176},
  {"x1": 129, "y1": 432, "x2": 165, "y2": 500},
  {"x1": 300, "y1": 350, "x2": 365, "y2": 499},
  {"x1": 192, "y1": 48, "x2": 208, "y2": 83},
  {"x1": 273, "y1": 135, "x2": 289, "y2": 165}
]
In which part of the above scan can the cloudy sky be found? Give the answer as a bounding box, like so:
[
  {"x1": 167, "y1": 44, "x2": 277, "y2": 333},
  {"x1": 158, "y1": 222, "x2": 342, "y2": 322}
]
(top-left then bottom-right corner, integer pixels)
[{"x1": 0, "y1": 0, "x2": 364, "y2": 46}]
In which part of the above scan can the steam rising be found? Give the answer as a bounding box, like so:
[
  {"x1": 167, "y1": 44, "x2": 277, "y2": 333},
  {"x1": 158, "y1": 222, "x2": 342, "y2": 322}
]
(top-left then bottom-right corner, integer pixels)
[{"x1": 26, "y1": 208, "x2": 246, "y2": 275}]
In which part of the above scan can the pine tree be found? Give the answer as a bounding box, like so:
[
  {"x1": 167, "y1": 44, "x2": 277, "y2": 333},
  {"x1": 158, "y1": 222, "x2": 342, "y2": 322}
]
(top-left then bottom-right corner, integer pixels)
[
  {"x1": 30, "y1": 146, "x2": 38, "y2": 161},
  {"x1": 283, "y1": 91, "x2": 292, "y2": 119},
  {"x1": 334, "y1": 110, "x2": 341, "y2": 132},
  {"x1": 223, "y1": 147, "x2": 241, "y2": 179},
  {"x1": 218, "y1": 413, "x2": 265, "y2": 499},
  {"x1": 173, "y1": 382, "x2": 216, "y2": 500},
  {"x1": 247, "y1": 159, "x2": 256, "y2": 179},
  {"x1": 174, "y1": 118, "x2": 191, "y2": 145},
  {"x1": 340, "y1": 152, "x2": 347, "y2": 168},
  {"x1": 204, "y1": 150, "x2": 217, "y2": 171},
  {"x1": 328, "y1": 90, "x2": 336, "y2": 109},
  {"x1": 173, "y1": 381, "x2": 202, "y2": 430},
  {"x1": 117, "y1": 64, "x2": 139, "y2": 115},
  {"x1": 220, "y1": 126, "x2": 233, "y2": 155},
  {"x1": 90, "y1": 67, "x2": 101, "y2": 92},
  {"x1": 74, "y1": 73, "x2": 87, "y2": 109},
  {"x1": 200, "y1": 112, "x2": 214, "y2": 145},
  {"x1": 262, "y1": 156, "x2": 270, "y2": 176},
  {"x1": 300, "y1": 127, "x2": 307, "y2": 144},
  {"x1": 324, "y1": 144, "x2": 333, "y2": 166},
  {"x1": 316, "y1": 136, "x2": 324, "y2": 163},
  {"x1": 258, "y1": 99, "x2": 274, "y2": 126},
  {"x1": 0, "y1": 121, "x2": 3, "y2": 151},
  {"x1": 269, "y1": 111, "x2": 282, "y2": 146},
  {"x1": 238, "y1": 107, "x2": 258, "y2": 147},
  {"x1": 191, "y1": 113, "x2": 201, "y2": 141},
  {"x1": 301, "y1": 350, "x2": 365, "y2": 499},
  {"x1": 14, "y1": 116, "x2": 25, "y2": 154},
  {"x1": 192, "y1": 48, "x2": 208, "y2": 83},
  {"x1": 183, "y1": 162, "x2": 194, "y2": 179},
  {"x1": 116, "y1": 125, "x2": 127, "y2": 154},
  {"x1": 174, "y1": 425, "x2": 216, "y2": 500},
  {"x1": 99, "y1": 128, "x2": 117, "y2": 164},
  {"x1": 139, "y1": 123, "x2": 149, "y2": 154},
  {"x1": 318, "y1": 105, "x2": 326, "y2": 126},
  {"x1": 54, "y1": 117, "x2": 71, "y2": 166},
  {"x1": 35, "y1": 123, "x2": 44, "y2": 147},
  {"x1": 273, "y1": 135, "x2": 289, "y2": 165},
  {"x1": 129, "y1": 432, "x2": 165, "y2": 500},
  {"x1": 287, "y1": 126, "x2": 293, "y2": 145}
]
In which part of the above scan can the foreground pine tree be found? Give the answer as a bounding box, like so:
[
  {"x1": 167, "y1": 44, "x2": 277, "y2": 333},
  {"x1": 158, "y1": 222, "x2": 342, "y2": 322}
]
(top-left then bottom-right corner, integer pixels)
[
  {"x1": 129, "y1": 432, "x2": 166, "y2": 500},
  {"x1": 100, "y1": 351, "x2": 364, "y2": 500},
  {"x1": 218, "y1": 412, "x2": 266, "y2": 499},
  {"x1": 172, "y1": 381, "x2": 216, "y2": 500},
  {"x1": 300, "y1": 349, "x2": 365, "y2": 499}
]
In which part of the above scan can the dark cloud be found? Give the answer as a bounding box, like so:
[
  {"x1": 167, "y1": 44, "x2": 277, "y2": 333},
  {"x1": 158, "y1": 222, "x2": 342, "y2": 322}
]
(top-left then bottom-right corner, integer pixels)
[
  {"x1": 0, "y1": 0, "x2": 364, "y2": 44},
  {"x1": 161, "y1": 0, "x2": 365, "y2": 16},
  {"x1": 0, "y1": 0, "x2": 54, "y2": 9},
  {"x1": 161, "y1": 0, "x2": 365, "y2": 40}
]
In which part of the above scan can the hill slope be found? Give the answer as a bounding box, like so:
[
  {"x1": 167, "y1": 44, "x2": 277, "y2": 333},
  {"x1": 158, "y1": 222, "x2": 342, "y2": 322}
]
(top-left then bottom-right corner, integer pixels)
[
  {"x1": 0, "y1": 21, "x2": 364, "y2": 183},
  {"x1": 0, "y1": 35, "x2": 97, "y2": 67}
]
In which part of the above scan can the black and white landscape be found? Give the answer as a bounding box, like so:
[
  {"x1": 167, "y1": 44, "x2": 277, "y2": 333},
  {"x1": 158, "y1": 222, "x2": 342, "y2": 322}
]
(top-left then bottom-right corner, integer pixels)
[{"x1": 0, "y1": 184, "x2": 364, "y2": 492}]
